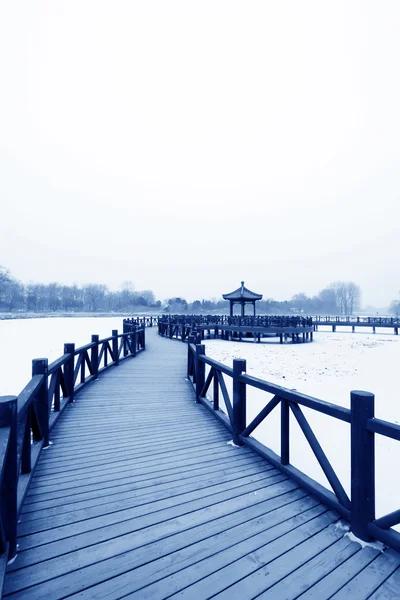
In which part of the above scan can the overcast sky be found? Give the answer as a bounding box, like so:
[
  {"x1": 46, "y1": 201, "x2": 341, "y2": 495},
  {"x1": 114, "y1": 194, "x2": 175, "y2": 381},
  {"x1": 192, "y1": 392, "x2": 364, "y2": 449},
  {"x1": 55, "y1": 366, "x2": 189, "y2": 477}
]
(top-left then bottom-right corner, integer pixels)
[{"x1": 1, "y1": 1, "x2": 399, "y2": 306}]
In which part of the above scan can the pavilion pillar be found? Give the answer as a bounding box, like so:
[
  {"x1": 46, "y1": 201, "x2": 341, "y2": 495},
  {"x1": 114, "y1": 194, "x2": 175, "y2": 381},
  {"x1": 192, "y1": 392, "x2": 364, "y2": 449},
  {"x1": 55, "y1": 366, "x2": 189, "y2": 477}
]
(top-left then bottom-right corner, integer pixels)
[
  {"x1": 253, "y1": 301, "x2": 256, "y2": 316},
  {"x1": 230, "y1": 302, "x2": 233, "y2": 317},
  {"x1": 241, "y1": 302, "x2": 245, "y2": 317}
]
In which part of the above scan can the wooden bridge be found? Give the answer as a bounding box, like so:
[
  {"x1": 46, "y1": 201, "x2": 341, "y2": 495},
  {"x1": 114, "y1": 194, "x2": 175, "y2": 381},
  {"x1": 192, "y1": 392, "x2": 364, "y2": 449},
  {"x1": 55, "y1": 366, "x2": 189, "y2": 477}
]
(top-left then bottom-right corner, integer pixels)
[
  {"x1": 1, "y1": 322, "x2": 400, "y2": 598},
  {"x1": 313, "y1": 316, "x2": 400, "y2": 335}
]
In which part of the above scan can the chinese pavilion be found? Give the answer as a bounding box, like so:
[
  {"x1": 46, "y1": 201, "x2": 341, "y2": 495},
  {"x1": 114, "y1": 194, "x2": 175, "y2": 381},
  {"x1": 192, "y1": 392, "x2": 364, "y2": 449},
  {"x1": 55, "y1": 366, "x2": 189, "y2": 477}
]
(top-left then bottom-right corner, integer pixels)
[{"x1": 222, "y1": 281, "x2": 263, "y2": 317}]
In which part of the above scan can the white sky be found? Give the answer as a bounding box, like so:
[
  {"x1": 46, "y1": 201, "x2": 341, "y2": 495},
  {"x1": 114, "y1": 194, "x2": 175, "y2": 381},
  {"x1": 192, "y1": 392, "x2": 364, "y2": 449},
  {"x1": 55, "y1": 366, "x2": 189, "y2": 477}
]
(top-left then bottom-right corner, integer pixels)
[{"x1": 1, "y1": 1, "x2": 399, "y2": 305}]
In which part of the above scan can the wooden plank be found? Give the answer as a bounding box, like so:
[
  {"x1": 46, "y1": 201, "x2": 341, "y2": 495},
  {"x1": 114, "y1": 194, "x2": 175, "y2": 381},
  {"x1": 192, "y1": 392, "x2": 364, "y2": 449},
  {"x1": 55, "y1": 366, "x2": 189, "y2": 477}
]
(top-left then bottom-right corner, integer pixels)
[
  {"x1": 7, "y1": 489, "x2": 311, "y2": 599},
  {"x1": 20, "y1": 455, "x2": 269, "y2": 516},
  {"x1": 18, "y1": 470, "x2": 281, "y2": 547},
  {"x1": 29, "y1": 438, "x2": 241, "y2": 484},
  {"x1": 183, "y1": 511, "x2": 340, "y2": 599},
  {"x1": 19, "y1": 459, "x2": 272, "y2": 526},
  {"x1": 25, "y1": 445, "x2": 253, "y2": 496},
  {"x1": 329, "y1": 549, "x2": 400, "y2": 599},
  {"x1": 369, "y1": 566, "x2": 400, "y2": 599},
  {"x1": 22, "y1": 453, "x2": 264, "y2": 507},
  {"x1": 57, "y1": 495, "x2": 321, "y2": 600},
  {"x1": 299, "y1": 546, "x2": 381, "y2": 599},
  {"x1": 8, "y1": 474, "x2": 290, "y2": 572},
  {"x1": 256, "y1": 537, "x2": 360, "y2": 599},
  {"x1": 4, "y1": 480, "x2": 300, "y2": 592}
]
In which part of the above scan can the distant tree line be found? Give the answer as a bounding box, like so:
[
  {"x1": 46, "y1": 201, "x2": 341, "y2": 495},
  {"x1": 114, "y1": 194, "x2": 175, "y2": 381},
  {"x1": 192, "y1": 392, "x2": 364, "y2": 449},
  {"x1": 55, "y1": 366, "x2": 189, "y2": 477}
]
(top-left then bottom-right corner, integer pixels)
[
  {"x1": 0, "y1": 268, "x2": 159, "y2": 312},
  {"x1": 0, "y1": 265, "x2": 363, "y2": 315}
]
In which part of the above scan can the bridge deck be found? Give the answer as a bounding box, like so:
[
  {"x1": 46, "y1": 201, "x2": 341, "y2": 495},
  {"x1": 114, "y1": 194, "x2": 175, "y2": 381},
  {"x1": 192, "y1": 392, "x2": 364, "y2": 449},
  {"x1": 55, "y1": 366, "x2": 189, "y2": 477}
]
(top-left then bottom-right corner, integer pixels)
[{"x1": 4, "y1": 329, "x2": 400, "y2": 599}]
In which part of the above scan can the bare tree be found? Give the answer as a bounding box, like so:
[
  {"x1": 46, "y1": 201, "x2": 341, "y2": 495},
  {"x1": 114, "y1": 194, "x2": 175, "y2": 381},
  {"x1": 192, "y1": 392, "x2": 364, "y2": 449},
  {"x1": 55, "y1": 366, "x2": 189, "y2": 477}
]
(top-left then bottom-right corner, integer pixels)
[
  {"x1": 327, "y1": 281, "x2": 361, "y2": 315},
  {"x1": 346, "y1": 282, "x2": 361, "y2": 314},
  {"x1": 83, "y1": 284, "x2": 108, "y2": 311},
  {"x1": 0, "y1": 266, "x2": 12, "y2": 286}
]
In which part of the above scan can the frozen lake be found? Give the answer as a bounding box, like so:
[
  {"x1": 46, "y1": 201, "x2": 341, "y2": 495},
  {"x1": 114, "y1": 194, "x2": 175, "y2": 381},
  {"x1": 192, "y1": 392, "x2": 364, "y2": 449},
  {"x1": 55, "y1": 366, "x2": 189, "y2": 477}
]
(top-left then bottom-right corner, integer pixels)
[
  {"x1": 0, "y1": 316, "x2": 130, "y2": 396},
  {"x1": 203, "y1": 326, "x2": 400, "y2": 524}
]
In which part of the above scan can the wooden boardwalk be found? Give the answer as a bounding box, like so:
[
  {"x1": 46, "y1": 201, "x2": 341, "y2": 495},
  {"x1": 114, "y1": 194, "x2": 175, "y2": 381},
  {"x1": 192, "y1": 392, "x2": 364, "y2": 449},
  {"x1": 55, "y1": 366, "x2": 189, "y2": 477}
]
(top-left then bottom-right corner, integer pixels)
[{"x1": 4, "y1": 329, "x2": 400, "y2": 599}]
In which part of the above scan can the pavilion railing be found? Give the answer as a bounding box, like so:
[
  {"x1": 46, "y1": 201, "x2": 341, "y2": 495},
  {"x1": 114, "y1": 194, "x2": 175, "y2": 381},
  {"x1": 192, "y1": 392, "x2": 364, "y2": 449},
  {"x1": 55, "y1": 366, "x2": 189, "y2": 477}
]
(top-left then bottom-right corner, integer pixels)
[
  {"x1": 0, "y1": 325, "x2": 145, "y2": 585},
  {"x1": 186, "y1": 336, "x2": 400, "y2": 553},
  {"x1": 159, "y1": 314, "x2": 313, "y2": 329}
]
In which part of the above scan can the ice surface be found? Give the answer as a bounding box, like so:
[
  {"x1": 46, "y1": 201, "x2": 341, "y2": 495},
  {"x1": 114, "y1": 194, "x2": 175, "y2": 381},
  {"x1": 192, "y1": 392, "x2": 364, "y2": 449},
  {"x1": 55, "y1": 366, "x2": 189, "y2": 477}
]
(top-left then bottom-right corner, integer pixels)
[
  {"x1": 0, "y1": 316, "x2": 127, "y2": 396},
  {"x1": 204, "y1": 327, "x2": 400, "y2": 526}
]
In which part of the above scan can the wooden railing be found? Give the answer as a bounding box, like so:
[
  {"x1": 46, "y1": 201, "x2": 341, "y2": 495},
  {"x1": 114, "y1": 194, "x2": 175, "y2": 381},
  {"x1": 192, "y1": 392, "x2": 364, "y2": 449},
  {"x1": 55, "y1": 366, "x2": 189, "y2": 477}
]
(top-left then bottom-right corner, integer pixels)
[
  {"x1": 0, "y1": 325, "x2": 145, "y2": 583},
  {"x1": 124, "y1": 316, "x2": 158, "y2": 329},
  {"x1": 313, "y1": 316, "x2": 400, "y2": 325},
  {"x1": 186, "y1": 336, "x2": 400, "y2": 552},
  {"x1": 160, "y1": 314, "x2": 314, "y2": 328}
]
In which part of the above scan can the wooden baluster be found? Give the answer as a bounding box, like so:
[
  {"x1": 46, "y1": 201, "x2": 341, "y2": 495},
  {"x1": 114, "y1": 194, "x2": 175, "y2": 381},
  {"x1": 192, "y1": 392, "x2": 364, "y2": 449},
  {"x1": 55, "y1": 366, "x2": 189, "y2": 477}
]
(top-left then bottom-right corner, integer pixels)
[
  {"x1": 187, "y1": 335, "x2": 195, "y2": 379},
  {"x1": 350, "y1": 390, "x2": 375, "y2": 541},
  {"x1": 132, "y1": 325, "x2": 137, "y2": 356},
  {"x1": 112, "y1": 330, "x2": 119, "y2": 366},
  {"x1": 54, "y1": 370, "x2": 61, "y2": 410},
  {"x1": 213, "y1": 369, "x2": 219, "y2": 410},
  {"x1": 91, "y1": 335, "x2": 99, "y2": 379},
  {"x1": 281, "y1": 398, "x2": 289, "y2": 465},
  {"x1": 232, "y1": 359, "x2": 246, "y2": 445},
  {"x1": 195, "y1": 344, "x2": 205, "y2": 403},
  {"x1": 64, "y1": 344, "x2": 75, "y2": 403},
  {"x1": 32, "y1": 358, "x2": 49, "y2": 447},
  {"x1": 0, "y1": 395, "x2": 18, "y2": 559},
  {"x1": 21, "y1": 406, "x2": 31, "y2": 474},
  {"x1": 80, "y1": 351, "x2": 86, "y2": 382}
]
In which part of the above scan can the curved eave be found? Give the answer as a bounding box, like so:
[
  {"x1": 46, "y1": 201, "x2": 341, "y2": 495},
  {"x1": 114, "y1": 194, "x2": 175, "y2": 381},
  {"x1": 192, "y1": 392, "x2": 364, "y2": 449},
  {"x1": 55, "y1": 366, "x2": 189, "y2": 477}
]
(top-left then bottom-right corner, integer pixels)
[{"x1": 222, "y1": 294, "x2": 263, "y2": 301}]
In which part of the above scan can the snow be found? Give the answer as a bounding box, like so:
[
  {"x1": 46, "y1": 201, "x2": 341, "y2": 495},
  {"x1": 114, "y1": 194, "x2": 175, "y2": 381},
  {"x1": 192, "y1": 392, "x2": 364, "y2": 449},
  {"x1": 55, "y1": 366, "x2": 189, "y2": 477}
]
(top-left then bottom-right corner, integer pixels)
[
  {"x1": 345, "y1": 531, "x2": 385, "y2": 551},
  {"x1": 0, "y1": 317, "x2": 128, "y2": 396},
  {"x1": 203, "y1": 327, "x2": 400, "y2": 524},
  {"x1": 227, "y1": 440, "x2": 241, "y2": 448}
]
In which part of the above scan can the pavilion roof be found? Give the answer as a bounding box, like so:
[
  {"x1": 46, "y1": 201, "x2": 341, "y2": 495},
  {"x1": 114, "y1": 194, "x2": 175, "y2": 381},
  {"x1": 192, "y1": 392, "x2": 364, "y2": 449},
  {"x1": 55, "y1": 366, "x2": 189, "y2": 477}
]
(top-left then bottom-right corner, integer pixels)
[{"x1": 222, "y1": 281, "x2": 263, "y2": 301}]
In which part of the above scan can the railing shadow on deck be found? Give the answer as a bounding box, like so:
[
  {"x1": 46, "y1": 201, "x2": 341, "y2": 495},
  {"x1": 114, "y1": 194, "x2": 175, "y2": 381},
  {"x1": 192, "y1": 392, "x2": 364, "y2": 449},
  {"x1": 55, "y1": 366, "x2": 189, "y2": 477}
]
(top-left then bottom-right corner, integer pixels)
[
  {"x1": 0, "y1": 324, "x2": 145, "y2": 590},
  {"x1": 185, "y1": 335, "x2": 400, "y2": 554}
]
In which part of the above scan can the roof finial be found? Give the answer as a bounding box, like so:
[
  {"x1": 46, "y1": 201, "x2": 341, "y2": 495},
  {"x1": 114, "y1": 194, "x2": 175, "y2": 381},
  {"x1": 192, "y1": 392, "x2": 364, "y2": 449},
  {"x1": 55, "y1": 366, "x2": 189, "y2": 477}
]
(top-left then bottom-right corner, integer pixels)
[
  {"x1": 241, "y1": 281, "x2": 244, "y2": 287},
  {"x1": 241, "y1": 281, "x2": 245, "y2": 294}
]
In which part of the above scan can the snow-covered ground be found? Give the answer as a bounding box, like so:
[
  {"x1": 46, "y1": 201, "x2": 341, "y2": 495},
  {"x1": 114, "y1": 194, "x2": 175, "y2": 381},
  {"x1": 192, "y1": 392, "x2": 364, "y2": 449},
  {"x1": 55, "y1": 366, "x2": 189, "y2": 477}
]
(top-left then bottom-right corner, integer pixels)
[
  {"x1": 203, "y1": 326, "x2": 400, "y2": 523},
  {"x1": 0, "y1": 317, "x2": 129, "y2": 396}
]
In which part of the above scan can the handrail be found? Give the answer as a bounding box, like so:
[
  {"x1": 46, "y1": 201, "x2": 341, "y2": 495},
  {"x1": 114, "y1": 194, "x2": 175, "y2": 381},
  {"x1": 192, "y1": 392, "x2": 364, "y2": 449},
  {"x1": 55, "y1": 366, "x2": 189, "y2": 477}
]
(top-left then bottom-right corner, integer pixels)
[
  {"x1": 159, "y1": 314, "x2": 314, "y2": 328},
  {"x1": 157, "y1": 315, "x2": 400, "y2": 339},
  {"x1": 0, "y1": 324, "x2": 146, "y2": 581},
  {"x1": 185, "y1": 339, "x2": 400, "y2": 553},
  {"x1": 123, "y1": 316, "x2": 158, "y2": 329},
  {"x1": 47, "y1": 354, "x2": 70, "y2": 375}
]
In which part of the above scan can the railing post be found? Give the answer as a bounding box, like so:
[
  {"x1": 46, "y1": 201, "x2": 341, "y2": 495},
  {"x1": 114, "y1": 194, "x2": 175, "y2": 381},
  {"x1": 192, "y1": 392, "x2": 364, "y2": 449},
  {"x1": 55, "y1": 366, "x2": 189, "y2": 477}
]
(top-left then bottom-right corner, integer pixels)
[
  {"x1": 112, "y1": 330, "x2": 119, "y2": 366},
  {"x1": 281, "y1": 398, "x2": 289, "y2": 465},
  {"x1": 213, "y1": 369, "x2": 219, "y2": 410},
  {"x1": 132, "y1": 325, "x2": 137, "y2": 357},
  {"x1": 91, "y1": 335, "x2": 99, "y2": 379},
  {"x1": 232, "y1": 359, "x2": 246, "y2": 445},
  {"x1": 187, "y1": 335, "x2": 195, "y2": 379},
  {"x1": 350, "y1": 390, "x2": 375, "y2": 541},
  {"x1": 63, "y1": 344, "x2": 75, "y2": 404},
  {"x1": 195, "y1": 344, "x2": 205, "y2": 403},
  {"x1": 32, "y1": 358, "x2": 49, "y2": 447},
  {"x1": 0, "y1": 395, "x2": 18, "y2": 559}
]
